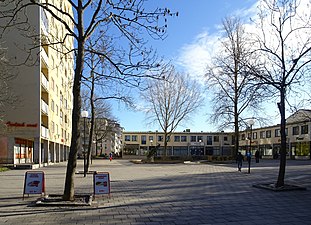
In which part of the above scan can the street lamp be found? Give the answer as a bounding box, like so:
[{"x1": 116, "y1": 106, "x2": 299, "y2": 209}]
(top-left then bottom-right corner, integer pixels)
[
  {"x1": 81, "y1": 110, "x2": 88, "y2": 177},
  {"x1": 247, "y1": 119, "x2": 255, "y2": 174}
]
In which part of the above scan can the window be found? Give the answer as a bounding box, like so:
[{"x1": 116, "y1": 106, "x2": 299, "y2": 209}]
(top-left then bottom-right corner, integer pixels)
[
  {"x1": 253, "y1": 132, "x2": 257, "y2": 139},
  {"x1": 190, "y1": 136, "x2": 196, "y2": 142},
  {"x1": 158, "y1": 135, "x2": 163, "y2": 142},
  {"x1": 260, "y1": 131, "x2": 265, "y2": 139},
  {"x1": 51, "y1": 99, "x2": 54, "y2": 112},
  {"x1": 241, "y1": 134, "x2": 245, "y2": 140},
  {"x1": 174, "y1": 136, "x2": 180, "y2": 142},
  {"x1": 51, "y1": 121, "x2": 55, "y2": 133},
  {"x1": 141, "y1": 135, "x2": 146, "y2": 145},
  {"x1": 214, "y1": 136, "x2": 219, "y2": 142},
  {"x1": 149, "y1": 136, "x2": 154, "y2": 141},
  {"x1": 60, "y1": 111, "x2": 63, "y2": 124},
  {"x1": 132, "y1": 135, "x2": 137, "y2": 142},
  {"x1": 293, "y1": 126, "x2": 299, "y2": 135},
  {"x1": 181, "y1": 136, "x2": 187, "y2": 142},
  {"x1": 223, "y1": 136, "x2": 228, "y2": 141},
  {"x1": 301, "y1": 125, "x2": 308, "y2": 134},
  {"x1": 266, "y1": 130, "x2": 271, "y2": 138},
  {"x1": 56, "y1": 104, "x2": 59, "y2": 116},
  {"x1": 197, "y1": 136, "x2": 203, "y2": 142},
  {"x1": 275, "y1": 129, "x2": 280, "y2": 137},
  {"x1": 207, "y1": 136, "x2": 212, "y2": 145},
  {"x1": 51, "y1": 78, "x2": 54, "y2": 90}
]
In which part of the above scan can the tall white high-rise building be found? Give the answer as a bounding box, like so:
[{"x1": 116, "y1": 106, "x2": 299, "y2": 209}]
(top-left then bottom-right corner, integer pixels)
[{"x1": 0, "y1": 1, "x2": 74, "y2": 167}]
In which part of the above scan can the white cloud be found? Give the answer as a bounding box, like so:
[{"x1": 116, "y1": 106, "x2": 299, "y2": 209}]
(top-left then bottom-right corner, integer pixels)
[
  {"x1": 176, "y1": 31, "x2": 220, "y2": 80},
  {"x1": 176, "y1": 2, "x2": 260, "y2": 80}
]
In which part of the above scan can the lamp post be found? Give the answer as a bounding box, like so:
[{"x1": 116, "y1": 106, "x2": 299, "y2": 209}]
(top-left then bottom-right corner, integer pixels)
[
  {"x1": 81, "y1": 110, "x2": 88, "y2": 177},
  {"x1": 247, "y1": 119, "x2": 255, "y2": 174}
]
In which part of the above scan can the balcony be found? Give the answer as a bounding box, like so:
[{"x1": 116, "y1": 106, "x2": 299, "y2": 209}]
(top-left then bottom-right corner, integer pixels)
[
  {"x1": 41, "y1": 125, "x2": 49, "y2": 139},
  {"x1": 41, "y1": 72, "x2": 49, "y2": 91},
  {"x1": 41, "y1": 99, "x2": 49, "y2": 115},
  {"x1": 41, "y1": 8, "x2": 49, "y2": 36}
]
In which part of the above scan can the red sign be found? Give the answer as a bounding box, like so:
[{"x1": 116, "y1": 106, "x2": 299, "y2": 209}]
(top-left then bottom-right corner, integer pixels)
[{"x1": 6, "y1": 121, "x2": 38, "y2": 128}]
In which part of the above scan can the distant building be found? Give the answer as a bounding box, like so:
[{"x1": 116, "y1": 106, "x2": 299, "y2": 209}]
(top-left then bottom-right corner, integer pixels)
[
  {"x1": 239, "y1": 109, "x2": 311, "y2": 160},
  {"x1": 0, "y1": 1, "x2": 74, "y2": 166},
  {"x1": 123, "y1": 110, "x2": 311, "y2": 160},
  {"x1": 122, "y1": 130, "x2": 234, "y2": 159},
  {"x1": 79, "y1": 118, "x2": 123, "y2": 158}
]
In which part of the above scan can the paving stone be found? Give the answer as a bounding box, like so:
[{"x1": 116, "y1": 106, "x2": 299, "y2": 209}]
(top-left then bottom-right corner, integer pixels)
[{"x1": 0, "y1": 159, "x2": 311, "y2": 224}]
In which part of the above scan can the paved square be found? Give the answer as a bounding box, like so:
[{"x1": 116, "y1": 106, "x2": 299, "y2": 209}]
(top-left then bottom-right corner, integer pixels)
[{"x1": 0, "y1": 159, "x2": 311, "y2": 225}]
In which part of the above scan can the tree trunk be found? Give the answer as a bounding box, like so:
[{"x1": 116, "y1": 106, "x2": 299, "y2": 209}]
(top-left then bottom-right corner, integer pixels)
[
  {"x1": 276, "y1": 87, "x2": 287, "y2": 187},
  {"x1": 63, "y1": 1, "x2": 85, "y2": 201},
  {"x1": 86, "y1": 73, "x2": 95, "y2": 172}
]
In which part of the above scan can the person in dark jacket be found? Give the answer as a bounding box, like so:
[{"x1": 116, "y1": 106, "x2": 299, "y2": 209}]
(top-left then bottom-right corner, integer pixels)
[{"x1": 236, "y1": 152, "x2": 244, "y2": 172}]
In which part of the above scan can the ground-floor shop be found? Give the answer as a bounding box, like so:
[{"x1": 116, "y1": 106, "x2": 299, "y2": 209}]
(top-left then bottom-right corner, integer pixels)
[
  {"x1": 122, "y1": 143, "x2": 234, "y2": 159},
  {"x1": 0, "y1": 136, "x2": 69, "y2": 166}
]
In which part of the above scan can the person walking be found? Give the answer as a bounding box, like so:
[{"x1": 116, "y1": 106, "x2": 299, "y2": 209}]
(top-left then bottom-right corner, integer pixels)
[
  {"x1": 236, "y1": 152, "x2": 244, "y2": 172},
  {"x1": 255, "y1": 150, "x2": 260, "y2": 163},
  {"x1": 109, "y1": 152, "x2": 113, "y2": 161}
]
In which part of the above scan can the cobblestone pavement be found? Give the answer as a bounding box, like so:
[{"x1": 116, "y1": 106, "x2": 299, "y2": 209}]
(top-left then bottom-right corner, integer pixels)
[{"x1": 0, "y1": 159, "x2": 311, "y2": 225}]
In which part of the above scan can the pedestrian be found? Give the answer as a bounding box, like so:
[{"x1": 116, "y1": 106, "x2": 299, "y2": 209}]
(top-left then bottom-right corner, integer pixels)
[
  {"x1": 236, "y1": 152, "x2": 244, "y2": 172},
  {"x1": 255, "y1": 150, "x2": 260, "y2": 163},
  {"x1": 109, "y1": 152, "x2": 113, "y2": 161}
]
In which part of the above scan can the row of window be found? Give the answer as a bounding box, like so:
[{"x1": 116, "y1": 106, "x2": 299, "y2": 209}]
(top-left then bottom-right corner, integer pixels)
[
  {"x1": 124, "y1": 135, "x2": 228, "y2": 145},
  {"x1": 241, "y1": 125, "x2": 309, "y2": 140}
]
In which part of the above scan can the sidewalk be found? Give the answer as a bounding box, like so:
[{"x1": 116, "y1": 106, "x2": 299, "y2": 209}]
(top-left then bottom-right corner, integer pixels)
[{"x1": 0, "y1": 159, "x2": 311, "y2": 225}]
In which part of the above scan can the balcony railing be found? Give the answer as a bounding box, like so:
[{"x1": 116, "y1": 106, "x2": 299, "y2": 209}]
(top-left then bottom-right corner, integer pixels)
[
  {"x1": 41, "y1": 125, "x2": 49, "y2": 139},
  {"x1": 41, "y1": 73, "x2": 49, "y2": 91},
  {"x1": 41, "y1": 99, "x2": 49, "y2": 115}
]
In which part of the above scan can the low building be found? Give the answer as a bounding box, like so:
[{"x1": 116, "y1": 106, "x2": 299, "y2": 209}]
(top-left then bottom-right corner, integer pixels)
[
  {"x1": 122, "y1": 130, "x2": 234, "y2": 159},
  {"x1": 122, "y1": 110, "x2": 311, "y2": 160},
  {"x1": 239, "y1": 109, "x2": 311, "y2": 159}
]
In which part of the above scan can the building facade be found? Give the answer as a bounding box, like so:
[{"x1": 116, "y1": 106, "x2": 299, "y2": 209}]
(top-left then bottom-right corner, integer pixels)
[
  {"x1": 0, "y1": 1, "x2": 74, "y2": 166},
  {"x1": 122, "y1": 130, "x2": 234, "y2": 159},
  {"x1": 122, "y1": 110, "x2": 311, "y2": 160},
  {"x1": 79, "y1": 118, "x2": 124, "y2": 158},
  {"x1": 239, "y1": 109, "x2": 311, "y2": 160}
]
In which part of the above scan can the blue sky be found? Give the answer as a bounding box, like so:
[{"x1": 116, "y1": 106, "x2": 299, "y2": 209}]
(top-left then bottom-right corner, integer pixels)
[{"x1": 111, "y1": 0, "x2": 262, "y2": 132}]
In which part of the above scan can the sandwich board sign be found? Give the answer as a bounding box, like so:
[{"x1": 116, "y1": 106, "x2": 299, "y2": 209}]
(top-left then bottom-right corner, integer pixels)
[
  {"x1": 23, "y1": 171, "x2": 45, "y2": 199},
  {"x1": 93, "y1": 172, "x2": 110, "y2": 197}
]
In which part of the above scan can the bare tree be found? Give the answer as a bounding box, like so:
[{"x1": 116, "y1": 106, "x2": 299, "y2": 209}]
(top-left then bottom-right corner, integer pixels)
[
  {"x1": 252, "y1": 0, "x2": 311, "y2": 187},
  {"x1": 143, "y1": 66, "x2": 203, "y2": 157},
  {"x1": 0, "y1": 45, "x2": 17, "y2": 131},
  {"x1": 1, "y1": 0, "x2": 177, "y2": 200},
  {"x1": 205, "y1": 17, "x2": 269, "y2": 156}
]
